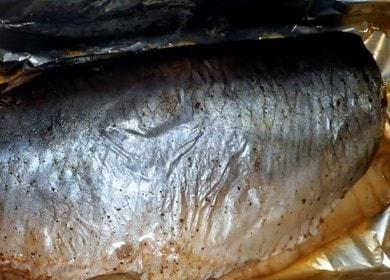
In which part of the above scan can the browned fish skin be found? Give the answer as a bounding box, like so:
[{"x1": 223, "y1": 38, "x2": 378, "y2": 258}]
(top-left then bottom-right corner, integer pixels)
[{"x1": 0, "y1": 33, "x2": 385, "y2": 279}]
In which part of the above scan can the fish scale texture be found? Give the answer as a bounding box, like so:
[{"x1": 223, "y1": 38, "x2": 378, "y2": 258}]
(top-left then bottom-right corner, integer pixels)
[{"x1": 0, "y1": 33, "x2": 385, "y2": 279}]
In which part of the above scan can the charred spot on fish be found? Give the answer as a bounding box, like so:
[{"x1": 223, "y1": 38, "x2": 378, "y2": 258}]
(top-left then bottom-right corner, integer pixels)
[
  {"x1": 254, "y1": 158, "x2": 262, "y2": 172},
  {"x1": 194, "y1": 102, "x2": 200, "y2": 109},
  {"x1": 381, "y1": 95, "x2": 387, "y2": 108},
  {"x1": 115, "y1": 243, "x2": 135, "y2": 261}
]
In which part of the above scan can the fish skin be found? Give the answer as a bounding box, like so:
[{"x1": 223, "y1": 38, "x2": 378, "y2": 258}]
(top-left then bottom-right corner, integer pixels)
[{"x1": 0, "y1": 33, "x2": 385, "y2": 279}]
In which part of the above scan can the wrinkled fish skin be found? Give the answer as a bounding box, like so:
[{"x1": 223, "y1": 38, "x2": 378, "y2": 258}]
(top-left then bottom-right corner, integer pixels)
[{"x1": 0, "y1": 33, "x2": 385, "y2": 279}]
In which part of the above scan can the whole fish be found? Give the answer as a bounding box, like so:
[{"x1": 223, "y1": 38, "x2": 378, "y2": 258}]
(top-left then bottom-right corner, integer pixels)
[{"x1": 0, "y1": 33, "x2": 385, "y2": 280}]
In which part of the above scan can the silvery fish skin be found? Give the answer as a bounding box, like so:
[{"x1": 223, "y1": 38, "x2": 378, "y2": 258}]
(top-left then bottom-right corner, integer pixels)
[{"x1": 0, "y1": 33, "x2": 385, "y2": 280}]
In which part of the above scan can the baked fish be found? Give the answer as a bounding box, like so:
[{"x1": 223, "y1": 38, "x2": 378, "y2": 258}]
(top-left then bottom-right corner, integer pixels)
[{"x1": 0, "y1": 32, "x2": 385, "y2": 279}]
